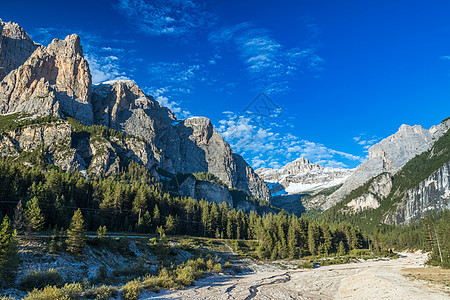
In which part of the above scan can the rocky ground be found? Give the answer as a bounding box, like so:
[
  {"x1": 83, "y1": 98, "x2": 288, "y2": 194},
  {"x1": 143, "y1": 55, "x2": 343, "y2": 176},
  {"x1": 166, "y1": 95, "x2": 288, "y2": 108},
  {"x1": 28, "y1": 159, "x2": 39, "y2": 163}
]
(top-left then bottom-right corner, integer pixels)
[{"x1": 146, "y1": 252, "x2": 449, "y2": 300}]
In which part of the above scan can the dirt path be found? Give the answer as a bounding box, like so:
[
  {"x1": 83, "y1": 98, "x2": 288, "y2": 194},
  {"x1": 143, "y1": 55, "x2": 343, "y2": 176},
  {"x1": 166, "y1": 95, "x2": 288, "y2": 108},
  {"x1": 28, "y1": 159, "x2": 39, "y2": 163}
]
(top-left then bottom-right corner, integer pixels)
[{"x1": 145, "y1": 252, "x2": 449, "y2": 299}]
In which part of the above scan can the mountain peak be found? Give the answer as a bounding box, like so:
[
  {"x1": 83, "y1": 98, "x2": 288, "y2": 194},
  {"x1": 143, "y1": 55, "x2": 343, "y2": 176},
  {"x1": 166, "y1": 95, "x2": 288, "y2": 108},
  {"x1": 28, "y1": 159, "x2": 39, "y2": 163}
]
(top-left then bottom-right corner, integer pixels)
[{"x1": 281, "y1": 157, "x2": 323, "y2": 174}]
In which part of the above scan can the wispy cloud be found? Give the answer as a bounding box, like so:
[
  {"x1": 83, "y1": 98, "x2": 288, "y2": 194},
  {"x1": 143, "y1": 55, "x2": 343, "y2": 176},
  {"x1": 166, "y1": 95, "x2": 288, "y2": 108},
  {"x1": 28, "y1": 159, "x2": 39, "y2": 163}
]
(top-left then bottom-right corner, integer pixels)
[
  {"x1": 114, "y1": 0, "x2": 214, "y2": 37},
  {"x1": 353, "y1": 134, "x2": 380, "y2": 151},
  {"x1": 29, "y1": 27, "x2": 134, "y2": 84},
  {"x1": 148, "y1": 87, "x2": 192, "y2": 119},
  {"x1": 217, "y1": 112, "x2": 364, "y2": 169},
  {"x1": 85, "y1": 54, "x2": 129, "y2": 84},
  {"x1": 209, "y1": 22, "x2": 324, "y2": 95}
]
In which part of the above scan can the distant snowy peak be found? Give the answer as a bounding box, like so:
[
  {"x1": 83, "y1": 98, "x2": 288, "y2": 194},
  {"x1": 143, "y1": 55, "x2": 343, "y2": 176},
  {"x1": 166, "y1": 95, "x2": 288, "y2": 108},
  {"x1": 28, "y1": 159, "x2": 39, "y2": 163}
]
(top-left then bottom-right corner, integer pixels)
[{"x1": 256, "y1": 157, "x2": 354, "y2": 196}]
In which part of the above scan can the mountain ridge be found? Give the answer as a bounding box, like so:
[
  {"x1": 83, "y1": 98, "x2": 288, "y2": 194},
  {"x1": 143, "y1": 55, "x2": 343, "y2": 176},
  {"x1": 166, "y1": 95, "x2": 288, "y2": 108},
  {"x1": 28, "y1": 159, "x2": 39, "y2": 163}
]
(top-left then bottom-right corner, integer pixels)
[{"x1": 0, "y1": 18, "x2": 270, "y2": 202}]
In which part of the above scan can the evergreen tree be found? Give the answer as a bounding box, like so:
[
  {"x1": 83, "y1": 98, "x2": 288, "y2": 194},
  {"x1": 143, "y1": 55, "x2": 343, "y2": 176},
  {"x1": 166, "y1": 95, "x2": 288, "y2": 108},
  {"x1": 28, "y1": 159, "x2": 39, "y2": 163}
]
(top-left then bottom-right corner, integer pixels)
[
  {"x1": 66, "y1": 209, "x2": 86, "y2": 255},
  {"x1": 0, "y1": 216, "x2": 19, "y2": 284},
  {"x1": 165, "y1": 214, "x2": 176, "y2": 234},
  {"x1": 97, "y1": 225, "x2": 107, "y2": 240},
  {"x1": 24, "y1": 197, "x2": 45, "y2": 233},
  {"x1": 338, "y1": 241, "x2": 346, "y2": 256},
  {"x1": 13, "y1": 200, "x2": 24, "y2": 233},
  {"x1": 287, "y1": 222, "x2": 297, "y2": 259},
  {"x1": 321, "y1": 221, "x2": 332, "y2": 256},
  {"x1": 153, "y1": 205, "x2": 160, "y2": 226},
  {"x1": 308, "y1": 222, "x2": 319, "y2": 256}
]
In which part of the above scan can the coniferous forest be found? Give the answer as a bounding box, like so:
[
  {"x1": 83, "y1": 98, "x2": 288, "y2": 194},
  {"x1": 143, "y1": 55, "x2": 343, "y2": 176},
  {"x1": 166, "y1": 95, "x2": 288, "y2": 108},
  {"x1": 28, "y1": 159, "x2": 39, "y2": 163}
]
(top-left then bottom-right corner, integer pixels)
[{"x1": 0, "y1": 158, "x2": 371, "y2": 259}]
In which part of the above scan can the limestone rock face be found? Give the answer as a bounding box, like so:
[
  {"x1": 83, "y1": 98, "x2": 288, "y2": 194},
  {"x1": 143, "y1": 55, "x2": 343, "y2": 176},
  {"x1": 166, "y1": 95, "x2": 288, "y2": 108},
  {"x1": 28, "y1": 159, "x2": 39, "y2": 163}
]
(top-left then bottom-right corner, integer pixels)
[
  {"x1": 91, "y1": 82, "x2": 270, "y2": 201},
  {"x1": 0, "y1": 34, "x2": 93, "y2": 124},
  {"x1": 178, "y1": 175, "x2": 233, "y2": 207},
  {"x1": 345, "y1": 173, "x2": 393, "y2": 212},
  {"x1": 323, "y1": 122, "x2": 446, "y2": 209},
  {"x1": 92, "y1": 80, "x2": 178, "y2": 170},
  {"x1": 0, "y1": 19, "x2": 38, "y2": 80},
  {"x1": 384, "y1": 161, "x2": 450, "y2": 225},
  {"x1": 177, "y1": 117, "x2": 235, "y2": 186},
  {"x1": 234, "y1": 154, "x2": 270, "y2": 202},
  {"x1": 0, "y1": 19, "x2": 270, "y2": 203},
  {"x1": 195, "y1": 181, "x2": 233, "y2": 207}
]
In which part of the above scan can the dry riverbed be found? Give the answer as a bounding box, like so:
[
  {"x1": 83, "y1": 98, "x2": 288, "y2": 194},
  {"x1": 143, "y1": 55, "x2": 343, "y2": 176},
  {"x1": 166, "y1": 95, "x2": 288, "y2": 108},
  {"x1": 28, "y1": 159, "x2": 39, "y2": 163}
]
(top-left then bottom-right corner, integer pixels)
[{"x1": 145, "y1": 252, "x2": 449, "y2": 299}]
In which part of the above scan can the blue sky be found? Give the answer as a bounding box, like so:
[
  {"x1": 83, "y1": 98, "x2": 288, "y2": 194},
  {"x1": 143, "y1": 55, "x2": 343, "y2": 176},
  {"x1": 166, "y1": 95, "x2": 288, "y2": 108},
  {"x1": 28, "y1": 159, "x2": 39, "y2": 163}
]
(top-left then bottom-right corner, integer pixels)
[{"x1": 2, "y1": 0, "x2": 450, "y2": 169}]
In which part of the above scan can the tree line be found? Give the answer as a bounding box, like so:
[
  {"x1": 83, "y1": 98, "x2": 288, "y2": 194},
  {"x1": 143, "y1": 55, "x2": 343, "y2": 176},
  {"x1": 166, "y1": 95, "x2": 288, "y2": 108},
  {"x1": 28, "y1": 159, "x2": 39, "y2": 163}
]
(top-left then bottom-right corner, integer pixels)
[{"x1": 0, "y1": 158, "x2": 370, "y2": 254}]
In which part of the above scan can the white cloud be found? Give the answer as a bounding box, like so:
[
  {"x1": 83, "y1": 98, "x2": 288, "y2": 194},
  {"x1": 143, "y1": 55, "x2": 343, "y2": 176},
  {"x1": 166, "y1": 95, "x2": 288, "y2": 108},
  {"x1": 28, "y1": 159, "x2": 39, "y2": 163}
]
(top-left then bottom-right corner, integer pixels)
[
  {"x1": 148, "y1": 88, "x2": 192, "y2": 119},
  {"x1": 216, "y1": 112, "x2": 364, "y2": 169},
  {"x1": 209, "y1": 22, "x2": 324, "y2": 95},
  {"x1": 353, "y1": 134, "x2": 380, "y2": 152},
  {"x1": 115, "y1": 0, "x2": 213, "y2": 37},
  {"x1": 85, "y1": 54, "x2": 130, "y2": 84}
]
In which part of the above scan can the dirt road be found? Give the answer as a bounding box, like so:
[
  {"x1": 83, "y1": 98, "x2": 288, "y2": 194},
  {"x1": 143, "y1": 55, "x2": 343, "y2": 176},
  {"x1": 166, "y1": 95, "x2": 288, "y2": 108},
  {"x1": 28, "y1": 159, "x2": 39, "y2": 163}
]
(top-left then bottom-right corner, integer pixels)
[{"x1": 145, "y1": 252, "x2": 449, "y2": 299}]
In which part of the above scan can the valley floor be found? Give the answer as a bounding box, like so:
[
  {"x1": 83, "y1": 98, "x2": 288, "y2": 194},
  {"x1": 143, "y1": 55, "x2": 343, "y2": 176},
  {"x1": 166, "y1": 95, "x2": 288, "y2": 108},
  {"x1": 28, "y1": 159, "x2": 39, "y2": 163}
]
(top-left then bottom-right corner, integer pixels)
[{"x1": 147, "y1": 252, "x2": 449, "y2": 300}]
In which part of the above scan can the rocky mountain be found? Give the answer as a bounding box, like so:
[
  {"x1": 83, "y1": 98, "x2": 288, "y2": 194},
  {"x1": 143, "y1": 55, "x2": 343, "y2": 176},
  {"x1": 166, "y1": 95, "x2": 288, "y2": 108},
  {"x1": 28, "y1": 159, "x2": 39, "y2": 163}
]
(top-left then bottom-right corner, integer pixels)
[
  {"x1": 327, "y1": 118, "x2": 450, "y2": 226},
  {"x1": 0, "y1": 18, "x2": 38, "y2": 80},
  {"x1": 320, "y1": 119, "x2": 450, "y2": 210},
  {"x1": 256, "y1": 157, "x2": 353, "y2": 197},
  {"x1": 0, "y1": 18, "x2": 270, "y2": 203}
]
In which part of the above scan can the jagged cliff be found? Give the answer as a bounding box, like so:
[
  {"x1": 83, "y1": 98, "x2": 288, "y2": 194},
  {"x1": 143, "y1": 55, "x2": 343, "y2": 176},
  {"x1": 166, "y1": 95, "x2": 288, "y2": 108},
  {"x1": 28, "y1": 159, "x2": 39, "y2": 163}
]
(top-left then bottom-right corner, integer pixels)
[
  {"x1": 0, "y1": 18, "x2": 38, "y2": 80},
  {"x1": 385, "y1": 161, "x2": 450, "y2": 225},
  {"x1": 321, "y1": 119, "x2": 450, "y2": 210},
  {"x1": 329, "y1": 123, "x2": 450, "y2": 226},
  {"x1": 0, "y1": 18, "x2": 270, "y2": 202}
]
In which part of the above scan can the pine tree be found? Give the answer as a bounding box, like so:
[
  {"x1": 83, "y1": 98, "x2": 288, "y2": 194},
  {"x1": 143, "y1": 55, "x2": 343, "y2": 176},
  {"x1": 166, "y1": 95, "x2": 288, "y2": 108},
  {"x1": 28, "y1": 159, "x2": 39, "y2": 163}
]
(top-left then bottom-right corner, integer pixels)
[
  {"x1": 153, "y1": 205, "x2": 160, "y2": 226},
  {"x1": 24, "y1": 197, "x2": 45, "y2": 233},
  {"x1": 97, "y1": 225, "x2": 107, "y2": 240},
  {"x1": 287, "y1": 222, "x2": 297, "y2": 259},
  {"x1": 321, "y1": 221, "x2": 332, "y2": 256},
  {"x1": 66, "y1": 209, "x2": 86, "y2": 255},
  {"x1": 13, "y1": 200, "x2": 24, "y2": 233},
  {"x1": 0, "y1": 216, "x2": 19, "y2": 284},
  {"x1": 165, "y1": 215, "x2": 176, "y2": 234},
  {"x1": 338, "y1": 240, "x2": 346, "y2": 256},
  {"x1": 308, "y1": 222, "x2": 319, "y2": 256}
]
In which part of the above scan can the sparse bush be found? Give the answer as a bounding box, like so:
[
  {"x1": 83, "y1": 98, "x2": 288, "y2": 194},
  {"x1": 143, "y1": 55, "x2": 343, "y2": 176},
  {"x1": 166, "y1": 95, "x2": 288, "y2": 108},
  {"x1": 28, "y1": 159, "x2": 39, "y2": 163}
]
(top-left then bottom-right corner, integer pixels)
[
  {"x1": 212, "y1": 263, "x2": 222, "y2": 273},
  {"x1": 121, "y1": 279, "x2": 142, "y2": 300},
  {"x1": 206, "y1": 258, "x2": 214, "y2": 272},
  {"x1": 299, "y1": 261, "x2": 314, "y2": 269},
  {"x1": 23, "y1": 285, "x2": 64, "y2": 300},
  {"x1": 157, "y1": 268, "x2": 176, "y2": 289},
  {"x1": 85, "y1": 285, "x2": 118, "y2": 300},
  {"x1": 20, "y1": 269, "x2": 63, "y2": 291},
  {"x1": 175, "y1": 265, "x2": 195, "y2": 287},
  {"x1": 223, "y1": 261, "x2": 232, "y2": 269},
  {"x1": 23, "y1": 283, "x2": 83, "y2": 300}
]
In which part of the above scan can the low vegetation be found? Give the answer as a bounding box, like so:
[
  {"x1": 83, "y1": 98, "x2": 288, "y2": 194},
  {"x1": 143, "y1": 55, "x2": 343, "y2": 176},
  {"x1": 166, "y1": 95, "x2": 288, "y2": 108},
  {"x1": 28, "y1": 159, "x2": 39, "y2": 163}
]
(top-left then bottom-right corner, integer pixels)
[{"x1": 0, "y1": 113, "x2": 61, "y2": 133}]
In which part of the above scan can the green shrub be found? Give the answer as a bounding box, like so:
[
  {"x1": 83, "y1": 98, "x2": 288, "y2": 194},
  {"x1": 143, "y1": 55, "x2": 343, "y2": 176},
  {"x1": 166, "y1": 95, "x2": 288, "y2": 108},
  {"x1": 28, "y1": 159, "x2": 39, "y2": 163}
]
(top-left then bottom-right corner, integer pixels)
[
  {"x1": 85, "y1": 285, "x2": 118, "y2": 300},
  {"x1": 212, "y1": 263, "x2": 222, "y2": 273},
  {"x1": 175, "y1": 265, "x2": 195, "y2": 287},
  {"x1": 121, "y1": 279, "x2": 142, "y2": 300},
  {"x1": 23, "y1": 283, "x2": 83, "y2": 300},
  {"x1": 298, "y1": 261, "x2": 314, "y2": 269},
  {"x1": 157, "y1": 268, "x2": 176, "y2": 289},
  {"x1": 20, "y1": 269, "x2": 63, "y2": 291},
  {"x1": 223, "y1": 261, "x2": 232, "y2": 269},
  {"x1": 23, "y1": 285, "x2": 65, "y2": 300}
]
